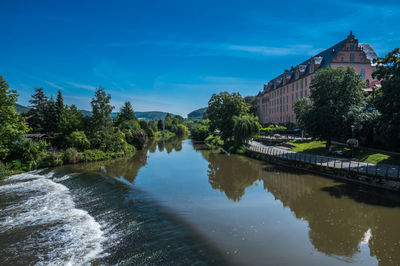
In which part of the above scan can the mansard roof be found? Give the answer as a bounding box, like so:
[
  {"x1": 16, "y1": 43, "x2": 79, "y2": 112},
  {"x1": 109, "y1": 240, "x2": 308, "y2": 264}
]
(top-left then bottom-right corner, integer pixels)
[{"x1": 261, "y1": 37, "x2": 349, "y2": 95}]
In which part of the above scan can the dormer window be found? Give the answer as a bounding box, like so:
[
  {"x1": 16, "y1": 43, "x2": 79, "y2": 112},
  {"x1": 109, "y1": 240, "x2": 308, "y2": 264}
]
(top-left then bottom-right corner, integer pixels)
[
  {"x1": 310, "y1": 62, "x2": 314, "y2": 73},
  {"x1": 350, "y1": 43, "x2": 355, "y2": 50}
]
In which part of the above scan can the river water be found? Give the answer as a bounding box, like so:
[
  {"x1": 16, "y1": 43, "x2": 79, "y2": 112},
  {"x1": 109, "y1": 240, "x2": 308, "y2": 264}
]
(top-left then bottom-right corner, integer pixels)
[{"x1": 1, "y1": 138, "x2": 400, "y2": 265}]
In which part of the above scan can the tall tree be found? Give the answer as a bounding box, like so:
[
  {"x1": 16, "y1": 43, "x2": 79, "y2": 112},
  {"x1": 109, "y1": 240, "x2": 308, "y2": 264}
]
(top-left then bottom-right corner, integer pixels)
[
  {"x1": 206, "y1": 92, "x2": 249, "y2": 140},
  {"x1": 90, "y1": 86, "x2": 114, "y2": 131},
  {"x1": 0, "y1": 76, "x2": 29, "y2": 159},
  {"x1": 55, "y1": 89, "x2": 64, "y2": 125},
  {"x1": 305, "y1": 67, "x2": 365, "y2": 150},
  {"x1": 372, "y1": 48, "x2": 400, "y2": 149},
  {"x1": 232, "y1": 114, "x2": 260, "y2": 146},
  {"x1": 294, "y1": 98, "x2": 311, "y2": 129},
  {"x1": 28, "y1": 88, "x2": 48, "y2": 133},
  {"x1": 115, "y1": 101, "x2": 136, "y2": 125}
]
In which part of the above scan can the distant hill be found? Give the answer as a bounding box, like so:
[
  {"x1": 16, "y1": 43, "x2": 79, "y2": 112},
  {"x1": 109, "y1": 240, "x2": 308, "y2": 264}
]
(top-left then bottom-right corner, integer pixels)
[
  {"x1": 187, "y1": 107, "x2": 207, "y2": 119},
  {"x1": 15, "y1": 104, "x2": 30, "y2": 114},
  {"x1": 15, "y1": 104, "x2": 173, "y2": 121}
]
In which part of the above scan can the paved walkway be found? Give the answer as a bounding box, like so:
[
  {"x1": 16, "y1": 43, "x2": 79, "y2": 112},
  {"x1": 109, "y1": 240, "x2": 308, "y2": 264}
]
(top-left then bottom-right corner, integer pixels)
[{"x1": 248, "y1": 140, "x2": 400, "y2": 178}]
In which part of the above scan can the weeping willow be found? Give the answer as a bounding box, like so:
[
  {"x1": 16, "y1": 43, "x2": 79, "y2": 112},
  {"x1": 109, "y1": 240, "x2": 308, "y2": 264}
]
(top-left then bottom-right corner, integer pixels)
[{"x1": 232, "y1": 115, "x2": 260, "y2": 146}]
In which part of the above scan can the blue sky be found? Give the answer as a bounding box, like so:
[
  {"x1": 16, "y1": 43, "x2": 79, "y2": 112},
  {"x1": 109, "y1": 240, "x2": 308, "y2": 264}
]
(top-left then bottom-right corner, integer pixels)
[{"x1": 1, "y1": 0, "x2": 399, "y2": 116}]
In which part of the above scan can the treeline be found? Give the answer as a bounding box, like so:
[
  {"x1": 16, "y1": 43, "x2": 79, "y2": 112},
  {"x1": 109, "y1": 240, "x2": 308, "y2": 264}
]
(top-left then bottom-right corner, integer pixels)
[
  {"x1": 294, "y1": 48, "x2": 400, "y2": 152},
  {"x1": 0, "y1": 78, "x2": 187, "y2": 177}
]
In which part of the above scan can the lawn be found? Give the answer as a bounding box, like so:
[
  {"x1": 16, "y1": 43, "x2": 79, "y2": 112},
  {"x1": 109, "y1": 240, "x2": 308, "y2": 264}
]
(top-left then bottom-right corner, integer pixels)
[{"x1": 287, "y1": 139, "x2": 400, "y2": 165}]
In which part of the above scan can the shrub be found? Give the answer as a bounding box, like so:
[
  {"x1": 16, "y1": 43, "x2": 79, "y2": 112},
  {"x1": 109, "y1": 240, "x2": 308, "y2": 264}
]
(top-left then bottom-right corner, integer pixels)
[
  {"x1": 65, "y1": 131, "x2": 90, "y2": 151},
  {"x1": 139, "y1": 120, "x2": 154, "y2": 138},
  {"x1": 11, "y1": 137, "x2": 48, "y2": 163},
  {"x1": 64, "y1": 148, "x2": 81, "y2": 164},
  {"x1": 131, "y1": 130, "x2": 147, "y2": 149},
  {"x1": 205, "y1": 135, "x2": 224, "y2": 149},
  {"x1": 191, "y1": 124, "x2": 210, "y2": 140},
  {"x1": 175, "y1": 124, "x2": 188, "y2": 136},
  {"x1": 80, "y1": 149, "x2": 110, "y2": 162}
]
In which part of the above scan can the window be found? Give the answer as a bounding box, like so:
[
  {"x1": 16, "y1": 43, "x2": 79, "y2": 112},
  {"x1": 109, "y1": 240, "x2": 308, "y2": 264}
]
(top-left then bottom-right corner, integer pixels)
[
  {"x1": 296, "y1": 92, "x2": 298, "y2": 99},
  {"x1": 300, "y1": 91, "x2": 303, "y2": 98},
  {"x1": 296, "y1": 82, "x2": 298, "y2": 90},
  {"x1": 360, "y1": 55, "x2": 364, "y2": 63},
  {"x1": 340, "y1": 55, "x2": 344, "y2": 62},
  {"x1": 350, "y1": 43, "x2": 355, "y2": 50},
  {"x1": 305, "y1": 77, "x2": 308, "y2": 87},
  {"x1": 350, "y1": 53, "x2": 355, "y2": 63},
  {"x1": 360, "y1": 69, "x2": 365, "y2": 80},
  {"x1": 292, "y1": 84, "x2": 294, "y2": 91},
  {"x1": 305, "y1": 90, "x2": 308, "y2": 97}
]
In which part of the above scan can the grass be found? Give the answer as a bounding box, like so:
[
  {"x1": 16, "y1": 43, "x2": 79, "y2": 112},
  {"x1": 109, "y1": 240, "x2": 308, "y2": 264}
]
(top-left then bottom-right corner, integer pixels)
[{"x1": 287, "y1": 139, "x2": 400, "y2": 165}]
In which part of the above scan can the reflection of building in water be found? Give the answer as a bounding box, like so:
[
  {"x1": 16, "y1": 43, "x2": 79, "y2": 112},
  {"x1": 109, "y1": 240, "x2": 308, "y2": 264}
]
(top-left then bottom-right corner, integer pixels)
[{"x1": 259, "y1": 167, "x2": 400, "y2": 264}]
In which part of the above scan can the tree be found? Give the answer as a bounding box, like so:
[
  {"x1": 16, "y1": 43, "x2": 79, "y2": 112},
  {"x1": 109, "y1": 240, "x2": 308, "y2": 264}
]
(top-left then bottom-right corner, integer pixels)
[
  {"x1": 55, "y1": 89, "x2": 64, "y2": 126},
  {"x1": 305, "y1": 67, "x2": 365, "y2": 151},
  {"x1": 244, "y1": 96, "x2": 257, "y2": 116},
  {"x1": 0, "y1": 76, "x2": 29, "y2": 159},
  {"x1": 115, "y1": 101, "x2": 136, "y2": 125},
  {"x1": 58, "y1": 104, "x2": 84, "y2": 137},
  {"x1": 28, "y1": 88, "x2": 48, "y2": 132},
  {"x1": 158, "y1": 119, "x2": 164, "y2": 131},
  {"x1": 90, "y1": 87, "x2": 114, "y2": 131},
  {"x1": 44, "y1": 96, "x2": 57, "y2": 134},
  {"x1": 294, "y1": 98, "x2": 311, "y2": 129},
  {"x1": 206, "y1": 92, "x2": 249, "y2": 141},
  {"x1": 232, "y1": 115, "x2": 260, "y2": 146},
  {"x1": 372, "y1": 48, "x2": 400, "y2": 149}
]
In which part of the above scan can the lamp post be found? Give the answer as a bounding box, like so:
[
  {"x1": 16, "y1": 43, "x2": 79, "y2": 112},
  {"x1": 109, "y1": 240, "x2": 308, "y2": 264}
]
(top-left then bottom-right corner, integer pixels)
[{"x1": 351, "y1": 125, "x2": 355, "y2": 158}]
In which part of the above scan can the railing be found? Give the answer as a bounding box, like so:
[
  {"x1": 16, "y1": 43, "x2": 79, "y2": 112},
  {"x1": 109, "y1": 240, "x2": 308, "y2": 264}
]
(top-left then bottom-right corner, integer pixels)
[{"x1": 248, "y1": 144, "x2": 400, "y2": 179}]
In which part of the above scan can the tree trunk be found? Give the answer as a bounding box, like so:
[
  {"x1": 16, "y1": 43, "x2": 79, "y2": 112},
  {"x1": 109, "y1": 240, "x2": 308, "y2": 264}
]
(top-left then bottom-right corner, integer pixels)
[{"x1": 326, "y1": 137, "x2": 332, "y2": 154}]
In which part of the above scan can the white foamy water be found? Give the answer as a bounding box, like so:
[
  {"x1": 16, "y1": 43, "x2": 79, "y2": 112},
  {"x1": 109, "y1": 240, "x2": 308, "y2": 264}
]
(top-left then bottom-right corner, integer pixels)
[{"x1": 0, "y1": 171, "x2": 105, "y2": 265}]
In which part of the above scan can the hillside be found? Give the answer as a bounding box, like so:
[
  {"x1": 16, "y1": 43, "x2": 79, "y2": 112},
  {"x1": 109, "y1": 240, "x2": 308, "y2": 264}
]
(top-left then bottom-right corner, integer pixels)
[
  {"x1": 15, "y1": 104, "x2": 30, "y2": 114},
  {"x1": 187, "y1": 107, "x2": 207, "y2": 119}
]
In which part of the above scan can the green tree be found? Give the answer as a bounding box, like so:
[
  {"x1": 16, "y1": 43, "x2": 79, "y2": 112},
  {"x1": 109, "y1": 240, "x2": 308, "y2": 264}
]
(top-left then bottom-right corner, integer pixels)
[
  {"x1": 372, "y1": 48, "x2": 400, "y2": 149},
  {"x1": 115, "y1": 101, "x2": 136, "y2": 125},
  {"x1": 44, "y1": 96, "x2": 57, "y2": 134},
  {"x1": 55, "y1": 89, "x2": 64, "y2": 126},
  {"x1": 244, "y1": 96, "x2": 257, "y2": 116},
  {"x1": 65, "y1": 131, "x2": 90, "y2": 151},
  {"x1": 294, "y1": 98, "x2": 311, "y2": 129},
  {"x1": 158, "y1": 119, "x2": 164, "y2": 131},
  {"x1": 305, "y1": 67, "x2": 365, "y2": 151},
  {"x1": 90, "y1": 87, "x2": 114, "y2": 131},
  {"x1": 232, "y1": 115, "x2": 260, "y2": 146},
  {"x1": 0, "y1": 76, "x2": 29, "y2": 159},
  {"x1": 28, "y1": 88, "x2": 48, "y2": 133},
  {"x1": 206, "y1": 92, "x2": 249, "y2": 140},
  {"x1": 58, "y1": 104, "x2": 84, "y2": 137}
]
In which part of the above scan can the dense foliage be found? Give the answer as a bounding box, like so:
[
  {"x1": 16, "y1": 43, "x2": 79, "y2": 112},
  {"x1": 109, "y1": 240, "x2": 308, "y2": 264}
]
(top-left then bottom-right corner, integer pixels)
[{"x1": 0, "y1": 78, "x2": 188, "y2": 177}]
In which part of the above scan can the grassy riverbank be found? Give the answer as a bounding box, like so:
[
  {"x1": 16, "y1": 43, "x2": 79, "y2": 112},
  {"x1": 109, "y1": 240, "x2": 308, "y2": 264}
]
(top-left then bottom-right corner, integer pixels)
[
  {"x1": 288, "y1": 139, "x2": 400, "y2": 165},
  {"x1": 0, "y1": 147, "x2": 137, "y2": 180}
]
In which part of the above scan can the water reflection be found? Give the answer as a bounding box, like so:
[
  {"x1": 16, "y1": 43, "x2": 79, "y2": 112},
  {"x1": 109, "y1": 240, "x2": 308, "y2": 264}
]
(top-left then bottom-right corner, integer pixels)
[{"x1": 196, "y1": 143, "x2": 400, "y2": 265}]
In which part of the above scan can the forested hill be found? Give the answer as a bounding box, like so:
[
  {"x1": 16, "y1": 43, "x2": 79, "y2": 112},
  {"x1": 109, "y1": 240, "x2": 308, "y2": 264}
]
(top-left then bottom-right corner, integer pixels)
[
  {"x1": 14, "y1": 104, "x2": 174, "y2": 120},
  {"x1": 187, "y1": 107, "x2": 207, "y2": 119}
]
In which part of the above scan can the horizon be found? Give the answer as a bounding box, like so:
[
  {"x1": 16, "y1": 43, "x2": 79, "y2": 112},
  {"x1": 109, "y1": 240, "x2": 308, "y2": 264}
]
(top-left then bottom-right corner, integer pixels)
[{"x1": 1, "y1": 0, "x2": 399, "y2": 116}]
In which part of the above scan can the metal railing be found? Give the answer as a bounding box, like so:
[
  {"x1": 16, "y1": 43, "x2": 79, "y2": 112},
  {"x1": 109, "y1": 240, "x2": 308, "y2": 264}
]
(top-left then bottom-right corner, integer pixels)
[{"x1": 248, "y1": 144, "x2": 400, "y2": 179}]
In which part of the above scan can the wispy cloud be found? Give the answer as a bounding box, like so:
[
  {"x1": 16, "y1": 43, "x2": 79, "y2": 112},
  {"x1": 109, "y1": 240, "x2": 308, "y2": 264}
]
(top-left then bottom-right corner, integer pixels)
[
  {"x1": 67, "y1": 82, "x2": 97, "y2": 91},
  {"x1": 44, "y1": 81, "x2": 63, "y2": 90}
]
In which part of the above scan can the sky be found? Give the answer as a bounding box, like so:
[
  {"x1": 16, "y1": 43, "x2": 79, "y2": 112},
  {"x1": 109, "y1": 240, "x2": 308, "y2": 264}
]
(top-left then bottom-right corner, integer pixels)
[{"x1": 1, "y1": 0, "x2": 399, "y2": 116}]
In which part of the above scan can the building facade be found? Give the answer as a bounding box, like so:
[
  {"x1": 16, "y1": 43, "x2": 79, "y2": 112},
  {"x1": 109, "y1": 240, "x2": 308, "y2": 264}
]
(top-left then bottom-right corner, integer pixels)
[{"x1": 256, "y1": 32, "x2": 379, "y2": 125}]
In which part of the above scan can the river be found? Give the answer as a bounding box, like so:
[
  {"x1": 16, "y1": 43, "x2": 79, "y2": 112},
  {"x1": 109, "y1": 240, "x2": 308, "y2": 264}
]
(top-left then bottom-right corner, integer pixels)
[{"x1": 1, "y1": 138, "x2": 399, "y2": 265}]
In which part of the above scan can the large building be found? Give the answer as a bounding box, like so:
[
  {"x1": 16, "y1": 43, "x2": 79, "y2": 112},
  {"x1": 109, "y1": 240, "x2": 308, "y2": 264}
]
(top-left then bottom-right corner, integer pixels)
[{"x1": 256, "y1": 31, "x2": 379, "y2": 125}]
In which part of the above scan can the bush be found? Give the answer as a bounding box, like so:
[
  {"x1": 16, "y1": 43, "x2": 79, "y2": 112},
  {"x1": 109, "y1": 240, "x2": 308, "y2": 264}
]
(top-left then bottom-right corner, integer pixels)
[
  {"x1": 205, "y1": 135, "x2": 224, "y2": 149},
  {"x1": 65, "y1": 131, "x2": 90, "y2": 151},
  {"x1": 191, "y1": 124, "x2": 210, "y2": 140},
  {"x1": 64, "y1": 148, "x2": 81, "y2": 164},
  {"x1": 11, "y1": 137, "x2": 48, "y2": 163},
  {"x1": 139, "y1": 120, "x2": 154, "y2": 138},
  {"x1": 40, "y1": 151, "x2": 64, "y2": 167},
  {"x1": 175, "y1": 124, "x2": 188, "y2": 136},
  {"x1": 131, "y1": 130, "x2": 147, "y2": 149},
  {"x1": 80, "y1": 149, "x2": 110, "y2": 162}
]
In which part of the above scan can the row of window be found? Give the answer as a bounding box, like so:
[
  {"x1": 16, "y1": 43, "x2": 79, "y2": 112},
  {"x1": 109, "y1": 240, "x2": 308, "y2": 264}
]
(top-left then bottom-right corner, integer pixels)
[
  {"x1": 270, "y1": 76, "x2": 313, "y2": 99},
  {"x1": 340, "y1": 53, "x2": 365, "y2": 63}
]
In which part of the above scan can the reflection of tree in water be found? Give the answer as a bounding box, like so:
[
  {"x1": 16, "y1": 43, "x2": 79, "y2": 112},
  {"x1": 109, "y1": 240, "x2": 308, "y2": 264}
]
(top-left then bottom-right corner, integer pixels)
[
  {"x1": 260, "y1": 167, "x2": 400, "y2": 264},
  {"x1": 204, "y1": 151, "x2": 261, "y2": 202}
]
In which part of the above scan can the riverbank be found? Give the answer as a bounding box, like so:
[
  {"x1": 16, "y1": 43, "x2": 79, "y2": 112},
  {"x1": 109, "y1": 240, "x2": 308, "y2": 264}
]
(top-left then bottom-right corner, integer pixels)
[
  {"x1": 0, "y1": 146, "x2": 137, "y2": 180},
  {"x1": 247, "y1": 141, "x2": 400, "y2": 192}
]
